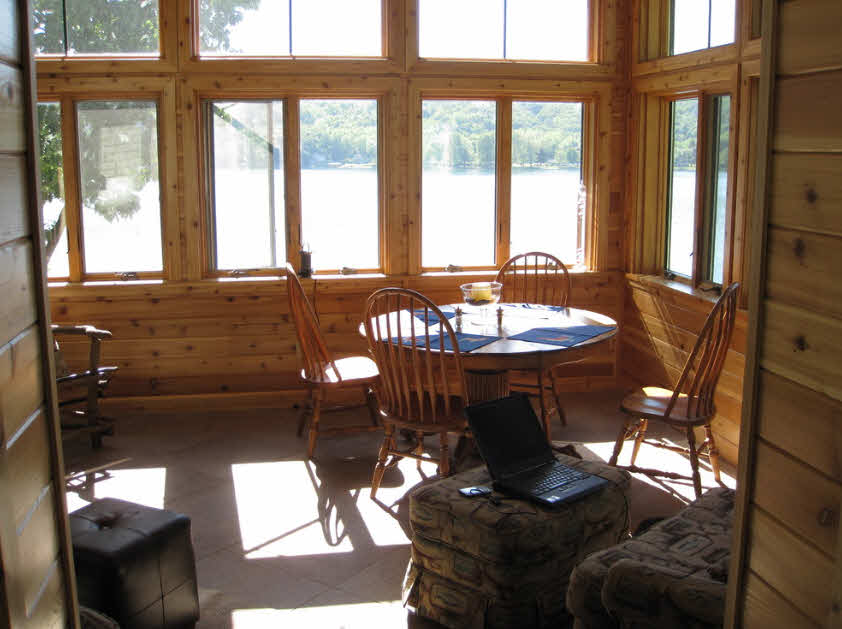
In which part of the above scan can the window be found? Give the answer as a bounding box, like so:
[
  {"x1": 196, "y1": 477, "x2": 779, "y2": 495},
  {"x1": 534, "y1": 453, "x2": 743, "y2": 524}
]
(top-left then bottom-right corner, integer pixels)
[
  {"x1": 199, "y1": 0, "x2": 382, "y2": 57},
  {"x1": 206, "y1": 101, "x2": 286, "y2": 271},
  {"x1": 420, "y1": 0, "x2": 589, "y2": 62},
  {"x1": 422, "y1": 100, "x2": 497, "y2": 268},
  {"x1": 422, "y1": 98, "x2": 586, "y2": 270},
  {"x1": 37, "y1": 102, "x2": 69, "y2": 278},
  {"x1": 76, "y1": 101, "x2": 163, "y2": 274},
  {"x1": 671, "y1": 0, "x2": 736, "y2": 55},
  {"x1": 665, "y1": 94, "x2": 732, "y2": 284},
  {"x1": 32, "y1": 0, "x2": 160, "y2": 56},
  {"x1": 300, "y1": 99, "x2": 380, "y2": 271}
]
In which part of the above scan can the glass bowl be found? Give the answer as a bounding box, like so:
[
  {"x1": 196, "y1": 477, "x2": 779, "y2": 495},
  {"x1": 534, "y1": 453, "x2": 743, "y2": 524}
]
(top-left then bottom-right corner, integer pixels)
[{"x1": 460, "y1": 282, "x2": 502, "y2": 308}]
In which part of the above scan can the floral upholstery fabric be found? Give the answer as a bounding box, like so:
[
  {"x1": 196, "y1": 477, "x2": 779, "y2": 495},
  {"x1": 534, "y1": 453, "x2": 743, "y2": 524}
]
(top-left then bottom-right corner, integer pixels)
[
  {"x1": 403, "y1": 454, "x2": 631, "y2": 629},
  {"x1": 566, "y1": 487, "x2": 735, "y2": 629}
]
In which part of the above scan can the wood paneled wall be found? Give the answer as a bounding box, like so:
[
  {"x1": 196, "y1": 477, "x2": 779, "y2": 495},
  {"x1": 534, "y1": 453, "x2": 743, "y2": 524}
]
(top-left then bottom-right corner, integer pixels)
[
  {"x1": 727, "y1": 0, "x2": 842, "y2": 626},
  {"x1": 42, "y1": 0, "x2": 629, "y2": 407},
  {"x1": 0, "y1": 1, "x2": 77, "y2": 627}
]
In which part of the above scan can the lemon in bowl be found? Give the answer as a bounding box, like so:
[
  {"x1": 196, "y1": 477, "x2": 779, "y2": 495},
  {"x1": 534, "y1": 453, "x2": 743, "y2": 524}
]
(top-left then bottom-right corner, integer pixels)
[{"x1": 460, "y1": 282, "x2": 502, "y2": 308}]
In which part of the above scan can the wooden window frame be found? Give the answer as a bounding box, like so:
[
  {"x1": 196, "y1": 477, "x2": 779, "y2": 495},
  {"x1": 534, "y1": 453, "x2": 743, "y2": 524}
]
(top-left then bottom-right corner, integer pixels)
[
  {"x1": 192, "y1": 83, "x2": 393, "y2": 279},
  {"x1": 37, "y1": 78, "x2": 179, "y2": 282},
  {"x1": 408, "y1": 81, "x2": 602, "y2": 275},
  {"x1": 662, "y1": 89, "x2": 737, "y2": 288}
]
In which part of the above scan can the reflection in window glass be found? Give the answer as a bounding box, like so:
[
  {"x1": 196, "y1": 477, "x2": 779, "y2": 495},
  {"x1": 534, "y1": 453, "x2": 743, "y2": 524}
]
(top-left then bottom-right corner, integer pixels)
[
  {"x1": 37, "y1": 103, "x2": 69, "y2": 278},
  {"x1": 709, "y1": 95, "x2": 730, "y2": 284},
  {"x1": 421, "y1": 0, "x2": 589, "y2": 61},
  {"x1": 672, "y1": 0, "x2": 735, "y2": 55},
  {"x1": 200, "y1": 0, "x2": 381, "y2": 57},
  {"x1": 507, "y1": 0, "x2": 588, "y2": 62},
  {"x1": 300, "y1": 100, "x2": 379, "y2": 271},
  {"x1": 77, "y1": 101, "x2": 162, "y2": 274},
  {"x1": 666, "y1": 98, "x2": 698, "y2": 278},
  {"x1": 510, "y1": 102, "x2": 583, "y2": 263},
  {"x1": 209, "y1": 101, "x2": 285, "y2": 270},
  {"x1": 422, "y1": 100, "x2": 496, "y2": 268},
  {"x1": 33, "y1": 0, "x2": 159, "y2": 56}
]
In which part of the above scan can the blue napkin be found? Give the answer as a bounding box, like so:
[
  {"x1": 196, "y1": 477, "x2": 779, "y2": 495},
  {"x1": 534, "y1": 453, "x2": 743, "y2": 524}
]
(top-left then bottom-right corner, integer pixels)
[
  {"x1": 411, "y1": 308, "x2": 457, "y2": 326},
  {"x1": 391, "y1": 331, "x2": 500, "y2": 352},
  {"x1": 501, "y1": 303, "x2": 566, "y2": 312},
  {"x1": 508, "y1": 325, "x2": 616, "y2": 347}
]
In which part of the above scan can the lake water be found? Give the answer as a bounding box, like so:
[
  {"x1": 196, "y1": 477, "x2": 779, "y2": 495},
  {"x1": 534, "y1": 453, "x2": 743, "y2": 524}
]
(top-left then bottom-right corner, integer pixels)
[{"x1": 44, "y1": 167, "x2": 714, "y2": 277}]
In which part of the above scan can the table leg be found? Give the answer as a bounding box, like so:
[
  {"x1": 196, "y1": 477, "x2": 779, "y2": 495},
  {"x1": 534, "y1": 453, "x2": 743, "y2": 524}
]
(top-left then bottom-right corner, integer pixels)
[{"x1": 454, "y1": 370, "x2": 511, "y2": 471}]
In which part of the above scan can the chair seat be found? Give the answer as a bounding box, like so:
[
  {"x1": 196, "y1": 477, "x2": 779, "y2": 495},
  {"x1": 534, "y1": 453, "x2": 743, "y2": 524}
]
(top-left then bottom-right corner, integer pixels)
[
  {"x1": 620, "y1": 386, "x2": 713, "y2": 426},
  {"x1": 301, "y1": 355, "x2": 379, "y2": 386},
  {"x1": 380, "y1": 395, "x2": 467, "y2": 433}
]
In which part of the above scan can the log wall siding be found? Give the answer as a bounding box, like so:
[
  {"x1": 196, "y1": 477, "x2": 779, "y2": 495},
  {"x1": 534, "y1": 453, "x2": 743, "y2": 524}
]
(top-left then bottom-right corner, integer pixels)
[
  {"x1": 41, "y1": 0, "x2": 629, "y2": 405},
  {"x1": 726, "y1": 0, "x2": 842, "y2": 627}
]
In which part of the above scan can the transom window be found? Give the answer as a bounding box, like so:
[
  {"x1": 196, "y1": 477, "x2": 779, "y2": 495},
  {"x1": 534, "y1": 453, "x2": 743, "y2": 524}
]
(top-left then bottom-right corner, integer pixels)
[
  {"x1": 32, "y1": 0, "x2": 160, "y2": 56},
  {"x1": 671, "y1": 0, "x2": 736, "y2": 55},
  {"x1": 421, "y1": 98, "x2": 585, "y2": 270},
  {"x1": 199, "y1": 0, "x2": 382, "y2": 57},
  {"x1": 420, "y1": 0, "x2": 589, "y2": 62}
]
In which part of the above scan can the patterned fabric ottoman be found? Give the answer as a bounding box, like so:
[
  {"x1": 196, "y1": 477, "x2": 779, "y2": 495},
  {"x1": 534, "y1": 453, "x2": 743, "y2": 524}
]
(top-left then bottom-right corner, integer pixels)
[
  {"x1": 403, "y1": 453, "x2": 631, "y2": 629},
  {"x1": 566, "y1": 487, "x2": 735, "y2": 629}
]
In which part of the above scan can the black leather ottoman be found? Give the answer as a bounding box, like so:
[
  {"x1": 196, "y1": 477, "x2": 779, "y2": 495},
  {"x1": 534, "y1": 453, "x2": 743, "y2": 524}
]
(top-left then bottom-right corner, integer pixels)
[{"x1": 70, "y1": 498, "x2": 200, "y2": 629}]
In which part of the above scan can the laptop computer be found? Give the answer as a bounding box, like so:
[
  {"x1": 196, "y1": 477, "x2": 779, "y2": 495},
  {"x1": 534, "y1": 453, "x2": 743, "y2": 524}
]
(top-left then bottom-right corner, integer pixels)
[{"x1": 464, "y1": 393, "x2": 609, "y2": 507}]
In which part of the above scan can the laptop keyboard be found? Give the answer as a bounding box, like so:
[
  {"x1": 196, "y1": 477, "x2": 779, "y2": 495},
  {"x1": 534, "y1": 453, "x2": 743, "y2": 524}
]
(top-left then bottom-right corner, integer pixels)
[{"x1": 519, "y1": 464, "x2": 589, "y2": 494}]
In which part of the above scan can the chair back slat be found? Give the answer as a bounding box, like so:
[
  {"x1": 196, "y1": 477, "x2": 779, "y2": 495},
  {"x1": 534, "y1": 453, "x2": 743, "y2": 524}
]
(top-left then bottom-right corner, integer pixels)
[
  {"x1": 496, "y1": 251, "x2": 571, "y2": 307},
  {"x1": 285, "y1": 264, "x2": 339, "y2": 383},
  {"x1": 666, "y1": 283, "x2": 740, "y2": 420},
  {"x1": 363, "y1": 288, "x2": 467, "y2": 427}
]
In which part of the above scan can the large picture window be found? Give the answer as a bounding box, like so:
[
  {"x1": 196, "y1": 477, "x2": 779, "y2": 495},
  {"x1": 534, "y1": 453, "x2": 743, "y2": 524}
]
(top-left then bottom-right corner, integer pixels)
[
  {"x1": 32, "y1": 0, "x2": 160, "y2": 56},
  {"x1": 420, "y1": 0, "x2": 589, "y2": 62},
  {"x1": 76, "y1": 101, "x2": 163, "y2": 274},
  {"x1": 199, "y1": 0, "x2": 382, "y2": 57},
  {"x1": 37, "y1": 102, "x2": 69, "y2": 278}
]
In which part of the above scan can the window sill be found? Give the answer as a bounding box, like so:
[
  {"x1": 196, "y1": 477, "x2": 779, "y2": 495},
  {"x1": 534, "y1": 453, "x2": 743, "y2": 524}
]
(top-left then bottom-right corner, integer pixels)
[{"x1": 625, "y1": 273, "x2": 721, "y2": 306}]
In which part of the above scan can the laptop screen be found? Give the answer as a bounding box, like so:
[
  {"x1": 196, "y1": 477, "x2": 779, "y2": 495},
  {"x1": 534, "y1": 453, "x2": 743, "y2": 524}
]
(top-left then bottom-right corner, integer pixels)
[{"x1": 464, "y1": 393, "x2": 555, "y2": 479}]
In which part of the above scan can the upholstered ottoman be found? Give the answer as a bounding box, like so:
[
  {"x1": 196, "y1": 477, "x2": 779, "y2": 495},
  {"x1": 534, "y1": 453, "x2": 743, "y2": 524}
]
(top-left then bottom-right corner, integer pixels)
[
  {"x1": 565, "y1": 487, "x2": 735, "y2": 629},
  {"x1": 70, "y1": 498, "x2": 200, "y2": 629},
  {"x1": 404, "y1": 453, "x2": 631, "y2": 629}
]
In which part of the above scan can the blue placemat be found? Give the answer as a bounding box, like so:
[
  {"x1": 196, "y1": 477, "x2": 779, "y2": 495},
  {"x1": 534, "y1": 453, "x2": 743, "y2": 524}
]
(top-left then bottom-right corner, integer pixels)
[
  {"x1": 411, "y1": 308, "x2": 457, "y2": 326},
  {"x1": 390, "y1": 331, "x2": 500, "y2": 352},
  {"x1": 508, "y1": 325, "x2": 616, "y2": 347},
  {"x1": 501, "y1": 303, "x2": 566, "y2": 312}
]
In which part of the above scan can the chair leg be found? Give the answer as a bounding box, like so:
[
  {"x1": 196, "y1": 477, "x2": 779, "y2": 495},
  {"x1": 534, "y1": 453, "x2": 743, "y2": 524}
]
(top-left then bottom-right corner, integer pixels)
[
  {"x1": 686, "y1": 427, "x2": 703, "y2": 499},
  {"x1": 415, "y1": 430, "x2": 425, "y2": 472},
  {"x1": 307, "y1": 391, "x2": 322, "y2": 459},
  {"x1": 371, "y1": 424, "x2": 395, "y2": 500},
  {"x1": 609, "y1": 417, "x2": 633, "y2": 466},
  {"x1": 364, "y1": 386, "x2": 380, "y2": 427},
  {"x1": 438, "y1": 432, "x2": 451, "y2": 478},
  {"x1": 537, "y1": 370, "x2": 551, "y2": 440},
  {"x1": 704, "y1": 423, "x2": 722, "y2": 485},
  {"x1": 630, "y1": 418, "x2": 648, "y2": 466},
  {"x1": 550, "y1": 369, "x2": 567, "y2": 427}
]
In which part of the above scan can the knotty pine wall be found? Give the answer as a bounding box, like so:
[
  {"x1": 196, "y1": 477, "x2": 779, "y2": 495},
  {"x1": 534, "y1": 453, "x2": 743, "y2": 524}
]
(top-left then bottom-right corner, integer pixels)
[
  {"x1": 43, "y1": 0, "x2": 629, "y2": 411},
  {"x1": 727, "y1": 1, "x2": 842, "y2": 626}
]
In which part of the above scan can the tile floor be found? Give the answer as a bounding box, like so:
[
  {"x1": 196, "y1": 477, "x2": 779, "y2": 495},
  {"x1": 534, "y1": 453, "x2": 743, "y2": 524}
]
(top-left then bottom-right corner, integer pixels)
[{"x1": 63, "y1": 390, "x2": 736, "y2": 629}]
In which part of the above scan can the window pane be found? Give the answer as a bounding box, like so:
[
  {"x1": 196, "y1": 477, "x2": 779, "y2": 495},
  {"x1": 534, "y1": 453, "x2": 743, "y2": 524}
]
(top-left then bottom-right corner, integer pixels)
[
  {"x1": 510, "y1": 102, "x2": 583, "y2": 263},
  {"x1": 34, "y1": 0, "x2": 160, "y2": 56},
  {"x1": 507, "y1": 0, "x2": 588, "y2": 62},
  {"x1": 37, "y1": 103, "x2": 69, "y2": 278},
  {"x1": 293, "y1": 0, "x2": 381, "y2": 56},
  {"x1": 422, "y1": 100, "x2": 496, "y2": 268},
  {"x1": 420, "y1": 0, "x2": 504, "y2": 59},
  {"x1": 300, "y1": 100, "x2": 379, "y2": 271},
  {"x1": 77, "y1": 101, "x2": 162, "y2": 274},
  {"x1": 666, "y1": 99, "x2": 698, "y2": 278},
  {"x1": 710, "y1": 0, "x2": 737, "y2": 47},
  {"x1": 709, "y1": 95, "x2": 730, "y2": 284},
  {"x1": 672, "y1": 0, "x2": 710, "y2": 54},
  {"x1": 199, "y1": 0, "x2": 381, "y2": 57},
  {"x1": 32, "y1": 0, "x2": 65, "y2": 54},
  {"x1": 209, "y1": 102, "x2": 285, "y2": 270}
]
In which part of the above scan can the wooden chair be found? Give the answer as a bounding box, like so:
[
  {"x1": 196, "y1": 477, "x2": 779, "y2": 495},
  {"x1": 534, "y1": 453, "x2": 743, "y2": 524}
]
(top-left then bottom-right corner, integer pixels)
[
  {"x1": 285, "y1": 264, "x2": 380, "y2": 459},
  {"x1": 363, "y1": 288, "x2": 470, "y2": 500},
  {"x1": 608, "y1": 283, "x2": 740, "y2": 498},
  {"x1": 495, "y1": 251, "x2": 575, "y2": 433},
  {"x1": 53, "y1": 324, "x2": 118, "y2": 448}
]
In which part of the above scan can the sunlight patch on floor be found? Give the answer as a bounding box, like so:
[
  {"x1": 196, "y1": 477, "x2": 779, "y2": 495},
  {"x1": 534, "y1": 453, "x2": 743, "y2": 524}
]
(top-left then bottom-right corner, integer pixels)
[
  {"x1": 279, "y1": 600, "x2": 407, "y2": 627},
  {"x1": 66, "y1": 467, "x2": 167, "y2": 512}
]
